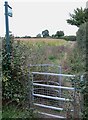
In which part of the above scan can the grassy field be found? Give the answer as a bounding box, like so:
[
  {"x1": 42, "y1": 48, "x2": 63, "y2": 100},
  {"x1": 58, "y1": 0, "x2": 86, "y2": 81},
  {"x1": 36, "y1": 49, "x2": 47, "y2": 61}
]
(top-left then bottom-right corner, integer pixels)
[
  {"x1": 14, "y1": 38, "x2": 76, "y2": 74},
  {"x1": 14, "y1": 38, "x2": 74, "y2": 47}
]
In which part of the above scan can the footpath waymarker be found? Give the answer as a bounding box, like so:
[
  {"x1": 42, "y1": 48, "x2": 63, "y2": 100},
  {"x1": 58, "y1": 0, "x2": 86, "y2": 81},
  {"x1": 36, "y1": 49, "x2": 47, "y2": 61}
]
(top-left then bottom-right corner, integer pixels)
[{"x1": 4, "y1": 1, "x2": 12, "y2": 56}]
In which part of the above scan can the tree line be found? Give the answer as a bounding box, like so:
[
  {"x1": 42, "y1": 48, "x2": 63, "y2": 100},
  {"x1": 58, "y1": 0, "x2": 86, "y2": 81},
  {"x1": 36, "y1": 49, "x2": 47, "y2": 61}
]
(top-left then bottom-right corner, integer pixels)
[
  {"x1": 15, "y1": 7, "x2": 88, "y2": 41},
  {"x1": 36, "y1": 30, "x2": 64, "y2": 38}
]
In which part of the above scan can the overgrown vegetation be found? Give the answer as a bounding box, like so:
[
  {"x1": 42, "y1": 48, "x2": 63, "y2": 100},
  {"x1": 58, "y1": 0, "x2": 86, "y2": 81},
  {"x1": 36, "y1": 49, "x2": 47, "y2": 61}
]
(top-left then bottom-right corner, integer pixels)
[
  {"x1": 66, "y1": 6, "x2": 88, "y2": 118},
  {"x1": 2, "y1": 37, "x2": 35, "y2": 118},
  {"x1": 65, "y1": 22, "x2": 88, "y2": 119},
  {"x1": 2, "y1": 32, "x2": 87, "y2": 118},
  {"x1": 76, "y1": 22, "x2": 88, "y2": 119}
]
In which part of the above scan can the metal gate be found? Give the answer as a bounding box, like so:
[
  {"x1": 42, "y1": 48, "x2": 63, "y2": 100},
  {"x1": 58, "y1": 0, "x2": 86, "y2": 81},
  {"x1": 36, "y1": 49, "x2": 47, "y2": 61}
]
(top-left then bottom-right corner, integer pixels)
[{"x1": 29, "y1": 64, "x2": 81, "y2": 119}]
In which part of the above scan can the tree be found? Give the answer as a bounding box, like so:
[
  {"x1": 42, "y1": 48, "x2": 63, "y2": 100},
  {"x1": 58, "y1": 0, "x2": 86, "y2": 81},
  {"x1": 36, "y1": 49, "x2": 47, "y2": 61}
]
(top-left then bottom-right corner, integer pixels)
[
  {"x1": 36, "y1": 33, "x2": 41, "y2": 38},
  {"x1": 42, "y1": 29, "x2": 49, "y2": 38},
  {"x1": 84, "y1": 8, "x2": 88, "y2": 22},
  {"x1": 55, "y1": 31, "x2": 64, "y2": 38},
  {"x1": 52, "y1": 34, "x2": 55, "y2": 38},
  {"x1": 22, "y1": 35, "x2": 31, "y2": 38},
  {"x1": 67, "y1": 7, "x2": 88, "y2": 27}
]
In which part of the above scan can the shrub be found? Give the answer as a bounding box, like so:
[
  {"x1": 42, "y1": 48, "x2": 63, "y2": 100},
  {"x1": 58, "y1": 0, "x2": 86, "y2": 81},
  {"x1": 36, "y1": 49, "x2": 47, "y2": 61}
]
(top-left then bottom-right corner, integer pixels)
[
  {"x1": 2, "y1": 37, "x2": 29, "y2": 107},
  {"x1": 76, "y1": 22, "x2": 88, "y2": 71},
  {"x1": 76, "y1": 22, "x2": 87, "y2": 53},
  {"x1": 60, "y1": 35, "x2": 76, "y2": 41},
  {"x1": 76, "y1": 22, "x2": 88, "y2": 119}
]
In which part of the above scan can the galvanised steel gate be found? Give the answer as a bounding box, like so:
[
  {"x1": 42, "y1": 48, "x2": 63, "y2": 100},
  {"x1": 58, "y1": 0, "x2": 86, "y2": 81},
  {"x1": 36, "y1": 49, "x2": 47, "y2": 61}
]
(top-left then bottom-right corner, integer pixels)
[{"x1": 29, "y1": 64, "x2": 81, "y2": 119}]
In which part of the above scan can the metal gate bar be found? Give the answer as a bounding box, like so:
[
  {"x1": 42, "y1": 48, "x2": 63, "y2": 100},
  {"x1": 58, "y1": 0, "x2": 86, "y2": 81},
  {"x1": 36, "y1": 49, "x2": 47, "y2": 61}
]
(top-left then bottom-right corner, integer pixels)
[
  {"x1": 38, "y1": 112, "x2": 66, "y2": 118},
  {"x1": 34, "y1": 103, "x2": 63, "y2": 111},
  {"x1": 33, "y1": 83, "x2": 74, "y2": 90},
  {"x1": 33, "y1": 93, "x2": 73, "y2": 101},
  {"x1": 32, "y1": 72, "x2": 75, "y2": 77}
]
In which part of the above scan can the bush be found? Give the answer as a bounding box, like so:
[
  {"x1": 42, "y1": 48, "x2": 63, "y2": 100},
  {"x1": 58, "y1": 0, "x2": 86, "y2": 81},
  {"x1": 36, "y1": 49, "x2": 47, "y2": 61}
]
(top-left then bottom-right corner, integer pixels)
[
  {"x1": 76, "y1": 22, "x2": 87, "y2": 53},
  {"x1": 60, "y1": 35, "x2": 76, "y2": 41},
  {"x1": 76, "y1": 22, "x2": 88, "y2": 70},
  {"x1": 76, "y1": 22, "x2": 88, "y2": 119},
  {"x1": 2, "y1": 37, "x2": 29, "y2": 107}
]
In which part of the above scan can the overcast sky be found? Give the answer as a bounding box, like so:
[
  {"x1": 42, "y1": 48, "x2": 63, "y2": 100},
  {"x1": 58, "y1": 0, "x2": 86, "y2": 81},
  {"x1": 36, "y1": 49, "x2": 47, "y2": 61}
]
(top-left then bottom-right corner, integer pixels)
[{"x1": 0, "y1": 0, "x2": 87, "y2": 37}]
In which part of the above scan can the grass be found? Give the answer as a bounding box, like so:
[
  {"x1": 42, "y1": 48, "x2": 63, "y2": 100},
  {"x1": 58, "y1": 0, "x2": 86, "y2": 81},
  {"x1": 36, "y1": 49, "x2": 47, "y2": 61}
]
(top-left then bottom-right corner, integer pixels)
[
  {"x1": 2, "y1": 105, "x2": 37, "y2": 119},
  {"x1": 14, "y1": 38, "x2": 76, "y2": 74},
  {"x1": 14, "y1": 38, "x2": 68, "y2": 46},
  {"x1": 15, "y1": 38, "x2": 73, "y2": 67}
]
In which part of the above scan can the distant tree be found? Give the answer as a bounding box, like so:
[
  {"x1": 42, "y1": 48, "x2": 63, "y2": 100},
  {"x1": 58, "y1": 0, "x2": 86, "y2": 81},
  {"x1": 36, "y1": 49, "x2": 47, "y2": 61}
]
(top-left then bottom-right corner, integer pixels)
[
  {"x1": 52, "y1": 34, "x2": 55, "y2": 38},
  {"x1": 67, "y1": 7, "x2": 88, "y2": 27},
  {"x1": 15, "y1": 36, "x2": 20, "y2": 38},
  {"x1": 22, "y1": 35, "x2": 31, "y2": 38},
  {"x1": 55, "y1": 31, "x2": 64, "y2": 38},
  {"x1": 42, "y1": 30, "x2": 49, "y2": 38},
  {"x1": 36, "y1": 33, "x2": 41, "y2": 38},
  {"x1": 60, "y1": 35, "x2": 76, "y2": 41}
]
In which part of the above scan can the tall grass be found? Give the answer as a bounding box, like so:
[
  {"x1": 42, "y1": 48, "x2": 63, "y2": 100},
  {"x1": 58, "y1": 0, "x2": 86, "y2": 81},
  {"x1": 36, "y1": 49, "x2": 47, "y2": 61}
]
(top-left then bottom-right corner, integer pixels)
[{"x1": 14, "y1": 38, "x2": 71, "y2": 66}]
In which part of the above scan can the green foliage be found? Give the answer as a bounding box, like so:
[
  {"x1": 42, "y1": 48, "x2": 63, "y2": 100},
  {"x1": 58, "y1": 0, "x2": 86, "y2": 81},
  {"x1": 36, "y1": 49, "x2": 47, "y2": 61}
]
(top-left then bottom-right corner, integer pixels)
[
  {"x1": 48, "y1": 55, "x2": 57, "y2": 61},
  {"x1": 2, "y1": 105, "x2": 36, "y2": 118},
  {"x1": 62, "y1": 22, "x2": 88, "y2": 119},
  {"x1": 2, "y1": 37, "x2": 28, "y2": 107},
  {"x1": 2, "y1": 38, "x2": 72, "y2": 118},
  {"x1": 84, "y1": 8, "x2": 88, "y2": 22},
  {"x1": 60, "y1": 35, "x2": 76, "y2": 41},
  {"x1": 42, "y1": 29, "x2": 49, "y2": 38},
  {"x1": 76, "y1": 22, "x2": 87, "y2": 53},
  {"x1": 52, "y1": 34, "x2": 55, "y2": 38},
  {"x1": 52, "y1": 31, "x2": 64, "y2": 39},
  {"x1": 62, "y1": 44, "x2": 85, "y2": 75},
  {"x1": 22, "y1": 35, "x2": 31, "y2": 38},
  {"x1": 55, "y1": 31, "x2": 64, "y2": 38},
  {"x1": 3, "y1": 36, "x2": 86, "y2": 118},
  {"x1": 67, "y1": 7, "x2": 88, "y2": 27},
  {"x1": 76, "y1": 22, "x2": 88, "y2": 119}
]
